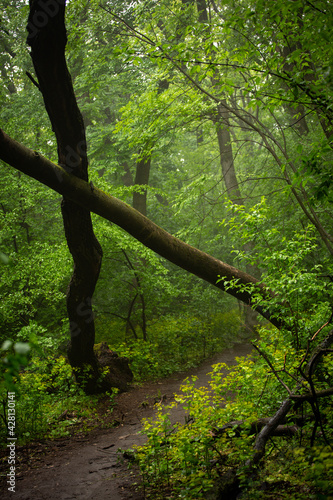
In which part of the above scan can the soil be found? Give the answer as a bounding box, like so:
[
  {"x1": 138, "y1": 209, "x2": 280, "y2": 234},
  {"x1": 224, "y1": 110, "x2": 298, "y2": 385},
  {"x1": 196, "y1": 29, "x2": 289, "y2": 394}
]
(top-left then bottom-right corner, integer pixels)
[{"x1": 1, "y1": 341, "x2": 253, "y2": 500}]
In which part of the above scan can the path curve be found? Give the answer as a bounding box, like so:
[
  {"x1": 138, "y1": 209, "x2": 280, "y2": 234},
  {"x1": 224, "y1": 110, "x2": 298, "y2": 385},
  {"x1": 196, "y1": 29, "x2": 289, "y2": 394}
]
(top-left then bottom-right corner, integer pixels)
[{"x1": 3, "y1": 342, "x2": 252, "y2": 500}]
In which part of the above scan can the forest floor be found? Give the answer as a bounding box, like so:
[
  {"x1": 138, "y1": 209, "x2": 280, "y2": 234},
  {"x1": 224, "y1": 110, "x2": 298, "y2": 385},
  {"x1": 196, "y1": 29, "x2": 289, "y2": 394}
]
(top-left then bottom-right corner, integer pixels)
[{"x1": 1, "y1": 341, "x2": 252, "y2": 500}]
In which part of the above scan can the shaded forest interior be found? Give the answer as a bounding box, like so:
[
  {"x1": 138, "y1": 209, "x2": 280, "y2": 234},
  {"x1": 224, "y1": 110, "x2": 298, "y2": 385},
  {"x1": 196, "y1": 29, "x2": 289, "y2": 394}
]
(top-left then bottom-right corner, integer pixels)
[{"x1": 1, "y1": 0, "x2": 333, "y2": 498}]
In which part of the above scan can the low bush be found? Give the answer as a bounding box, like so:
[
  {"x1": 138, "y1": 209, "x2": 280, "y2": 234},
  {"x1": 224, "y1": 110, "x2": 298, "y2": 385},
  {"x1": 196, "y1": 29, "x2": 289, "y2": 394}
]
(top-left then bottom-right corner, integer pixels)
[{"x1": 0, "y1": 349, "x2": 108, "y2": 447}]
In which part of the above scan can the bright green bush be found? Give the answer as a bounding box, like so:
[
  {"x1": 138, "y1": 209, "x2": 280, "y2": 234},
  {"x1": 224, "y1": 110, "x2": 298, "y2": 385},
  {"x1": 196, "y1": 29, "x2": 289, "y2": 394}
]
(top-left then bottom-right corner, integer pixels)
[{"x1": 0, "y1": 353, "x2": 102, "y2": 447}]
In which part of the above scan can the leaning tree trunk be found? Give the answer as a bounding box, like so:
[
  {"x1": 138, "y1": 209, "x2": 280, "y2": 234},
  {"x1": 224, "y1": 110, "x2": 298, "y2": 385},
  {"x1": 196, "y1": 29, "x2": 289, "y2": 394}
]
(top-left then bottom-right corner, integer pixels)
[
  {"x1": 27, "y1": 1, "x2": 103, "y2": 393},
  {"x1": 0, "y1": 128, "x2": 288, "y2": 331}
]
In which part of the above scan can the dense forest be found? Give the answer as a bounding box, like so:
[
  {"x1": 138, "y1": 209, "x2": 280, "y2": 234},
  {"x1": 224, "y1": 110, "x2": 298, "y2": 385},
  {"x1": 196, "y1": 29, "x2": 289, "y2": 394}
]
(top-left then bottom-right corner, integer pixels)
[{"x1": 1, "y1": 0, "x2": 333, "y2": 498}]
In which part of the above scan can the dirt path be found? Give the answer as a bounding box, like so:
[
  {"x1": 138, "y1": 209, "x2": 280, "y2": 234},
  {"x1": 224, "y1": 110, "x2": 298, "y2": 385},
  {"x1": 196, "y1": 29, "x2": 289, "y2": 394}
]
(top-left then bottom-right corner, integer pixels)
[{"x1": 2, "y1": 342, "x2": 252, "y2": 500}]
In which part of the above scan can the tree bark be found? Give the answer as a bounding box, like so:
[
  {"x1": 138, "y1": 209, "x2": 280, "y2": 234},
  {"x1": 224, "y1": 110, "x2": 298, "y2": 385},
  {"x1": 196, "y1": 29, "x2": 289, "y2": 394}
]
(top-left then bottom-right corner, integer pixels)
[
  {"x1": 27, "y1": 1, "x2": 103, "y2": 392},
  {"x1": 213, "y1": 418, "x2": 299, "y2": 439},
  {"x1": 215, "y1": 102, "x2": 243, "y2": 204},
  {"x1": 215, "y1": 102, "x2": 260, "y2": 332}
]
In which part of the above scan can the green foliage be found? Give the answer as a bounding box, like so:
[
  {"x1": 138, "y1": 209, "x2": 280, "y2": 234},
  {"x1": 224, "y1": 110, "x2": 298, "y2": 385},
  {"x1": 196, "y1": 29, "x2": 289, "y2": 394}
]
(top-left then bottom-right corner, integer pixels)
[
  {"x1": 1, "y1": 2, "x2": 333, "y2": 495},
  {"x1": 136, "y1": 388, "x2": 218, "y2": 499},
  {"x1": 293, "y1": 446, "x2": 333, "y2": 497},
  {"x1": 135, "y1": 327, "x2": 333, "y2": 499},
  {"x1": 220, "y1": 199, "x2": 333, "y2": 348},
  {"x1": 0, "y1": 241, "x2": 70, "y2": 341},
  {"x1": 112, "y1": 310, "x2": 241, "y2": 381},
  {"x1": 0, "y1": 353, "x2": 105, "y2": 447},
  {"x1": 0, "y1": 339, "x2": 30, "y2": 394}
]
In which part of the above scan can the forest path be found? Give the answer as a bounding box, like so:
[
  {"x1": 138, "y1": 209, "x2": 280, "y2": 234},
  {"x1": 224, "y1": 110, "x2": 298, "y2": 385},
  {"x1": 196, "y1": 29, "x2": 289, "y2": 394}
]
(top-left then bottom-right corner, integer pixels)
[{"x1": 4, "y1": 341, "x2": 252, "y2": 500}]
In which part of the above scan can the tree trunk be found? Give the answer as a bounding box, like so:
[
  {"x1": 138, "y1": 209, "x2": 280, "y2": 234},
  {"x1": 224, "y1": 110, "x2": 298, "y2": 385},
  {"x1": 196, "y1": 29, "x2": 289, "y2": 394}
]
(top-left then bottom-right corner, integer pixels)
[
  {"x1": 193, "y1": 0, "x2": 261, "y2": 332},
  {"x1": 27, "y1": 1, "x2": 103, "y2": 393},
  {"x1": 120, "y1": 154, "x2": 151, "y2": 339},
  {"x1": 280, "y1": 44, "x2": 309, "y2": 135},
  {"x1": 215, "y1": 102, "x2": 259, "y2": 332},
  {"x1": 215, "y1": 102, "x2": 242, "y2": 204},
  {"x1": 132, "y1": 154, "x2": 151, "y2": 339}
]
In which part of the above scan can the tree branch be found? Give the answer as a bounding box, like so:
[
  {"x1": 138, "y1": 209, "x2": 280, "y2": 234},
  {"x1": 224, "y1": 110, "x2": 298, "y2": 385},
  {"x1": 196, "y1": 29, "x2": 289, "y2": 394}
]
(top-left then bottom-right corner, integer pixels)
[
  {"x1": 213, "y1": 418, "x2": 299, "y2": 439},
  {"x1": 249, "y1": 330, "x2": 333, "y2": 465},
  {"x1": 291, "y1": 387, "x2": 333, "y2": 403},
  {"x1": 252, "y1": 343, "x2": 292, "y2": 394}
]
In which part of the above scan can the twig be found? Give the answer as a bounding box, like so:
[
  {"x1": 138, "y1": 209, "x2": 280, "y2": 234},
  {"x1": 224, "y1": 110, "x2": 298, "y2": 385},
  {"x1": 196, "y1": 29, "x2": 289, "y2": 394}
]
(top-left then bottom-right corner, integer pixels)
[
  {"x1": 26, "y1": 71, "x2": 40, "y2": 90},
  {"x1": 311, "y1": 311, "x2": 333, "y2": 341},
  {"x1": 252, "y1": 343, "x2": 292, "y2": 394}
]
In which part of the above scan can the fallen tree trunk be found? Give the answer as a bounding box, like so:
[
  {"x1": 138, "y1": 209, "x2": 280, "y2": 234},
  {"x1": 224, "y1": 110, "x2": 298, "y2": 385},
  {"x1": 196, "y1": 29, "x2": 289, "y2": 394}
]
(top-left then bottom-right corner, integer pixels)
[
  {"x1": 212, "y1": 417, "x2": 299, "y2": 439},
  {"x1": 0, "y1": 128, "x2": 284, "y2": 330}
]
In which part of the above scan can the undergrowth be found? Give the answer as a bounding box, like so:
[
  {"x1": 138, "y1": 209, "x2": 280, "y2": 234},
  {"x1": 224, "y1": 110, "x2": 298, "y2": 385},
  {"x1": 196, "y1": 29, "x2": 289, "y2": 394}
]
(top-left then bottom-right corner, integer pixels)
[
  {"x1": 0, "y1": 352, "x2": 115, "y2": 448},
  {"x1": 133, "y1": 327, "x2": 333, "y2": 499},
  {"x1": 100, "y1": 310, "x2": 242, "y2": 381}
]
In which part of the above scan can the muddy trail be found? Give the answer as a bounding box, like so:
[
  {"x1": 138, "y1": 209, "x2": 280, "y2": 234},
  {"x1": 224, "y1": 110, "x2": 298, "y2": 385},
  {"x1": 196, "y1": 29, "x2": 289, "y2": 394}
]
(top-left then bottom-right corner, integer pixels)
[{"x1": 2, "y1": 342, "x2": 252, "y2": 500}]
